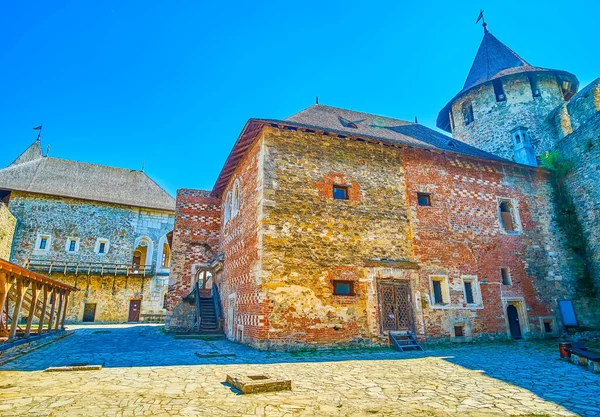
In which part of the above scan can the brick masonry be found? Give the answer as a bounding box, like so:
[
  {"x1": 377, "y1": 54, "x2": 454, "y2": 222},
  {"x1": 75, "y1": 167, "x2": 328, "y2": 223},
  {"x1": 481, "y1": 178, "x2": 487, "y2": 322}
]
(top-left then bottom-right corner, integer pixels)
[{"x1": 168, "y1": 125, "x2": 577, "y2": 349}]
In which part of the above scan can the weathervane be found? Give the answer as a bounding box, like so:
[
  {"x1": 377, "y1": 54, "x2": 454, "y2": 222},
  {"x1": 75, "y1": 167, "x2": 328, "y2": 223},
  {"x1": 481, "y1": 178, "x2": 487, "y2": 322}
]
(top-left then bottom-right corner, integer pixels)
[
  {"x1": 476, "y1": 10, "x2": 488, "y2": 33},
  {"x1": 33, "y1": 125, "x2": 42, "y2": 141}
]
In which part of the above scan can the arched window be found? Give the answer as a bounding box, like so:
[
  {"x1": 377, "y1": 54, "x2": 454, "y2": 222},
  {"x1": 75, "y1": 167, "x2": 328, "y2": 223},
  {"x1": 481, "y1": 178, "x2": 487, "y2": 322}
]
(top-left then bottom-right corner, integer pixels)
[
  {"x1": 224, "y1": 192, "x2": 232, "y2": 224},
  {"x1": 232, "y1": 179, "x2": 241, "y2": 218}
]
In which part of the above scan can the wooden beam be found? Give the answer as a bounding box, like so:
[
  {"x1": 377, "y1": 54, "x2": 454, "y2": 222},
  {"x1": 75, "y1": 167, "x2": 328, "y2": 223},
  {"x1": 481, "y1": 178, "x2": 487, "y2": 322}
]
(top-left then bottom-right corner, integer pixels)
[
  {"x1": 60, "y1": 291, "x2": 70, "y2": 330},
  {"x1": 24, "y1": 282, "x2": 40, "y2": 338},
  {"x1": 8, "y1": 278, "x2": 29, "y2": 341},
  {"x1": 37, "y1": 285, "x2": 49, "y2": 335},
  {"x1": 54, "y1": 290, "x2": 64, "y2": 330},
  {"x1": 47, "y1": 287, "x2": 57, "y2": 332},
  {"x1": 0, "y1": 272, "x2": 15, "y2": 334}
]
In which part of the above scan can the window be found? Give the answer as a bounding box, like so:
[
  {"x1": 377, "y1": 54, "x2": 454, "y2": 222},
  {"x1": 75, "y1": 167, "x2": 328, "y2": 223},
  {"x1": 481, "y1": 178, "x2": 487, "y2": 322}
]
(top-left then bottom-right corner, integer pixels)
[
  {"x1": 35, "y1": 234, "x2": 51, "y2": 252},
  {"x1": 528, "y1": 73, "x2": 541, "y2": 98},
  {"x1": 543, "y1": 321, "x2": 552, "y2": 333},
  {"x1": 65, "y1": 237, "x2": 79, "y2": 253},
  {"x1": 501, "y1": 268, "x2": 512, "y2": 285},
  {"x1": 499, "y1": 199, "x2": 520, "y2": 233},
  {"x1": 462, "y1": 276, "x2": 481, "y2": 305},
  {"x1": 163, "y1": 292, "x2": 168, "y2": 309},
  {"x1": 464, "y1": 282, "x2": 474, "y2": 304},
  {"x1": 94, "y1": 238, "x2": 110, "y2": 255},
  {"x1": 224, "y1": 192, "x2": 232, "y2": 224},
  {"x1": 454, "y1": 325, "x2": 464, "y2": 337},
  {"x1": 333, "y1": 281, "x2": 354, "y2": 296},
  {"x1": 430, "y1": 276, "x2": 449, "y2": 305},
  {"x1": 462, "y1": 102, "x2": 474, "y2": 126},
  {"x1": 161, "y1": 242, "x2": 171, "y2": 268},
  {"x1": 333, "y1": 185, "x2": 349, "y2": 200},
  {"x1": 492, "y1": 79, "x2": 506, "y2": 102},
  {"x1": 417, "y1": 192, "x2": 431, "y2": 206},
  {"x1": 232, "y1": 180, "x2": 241, "y2": 218}
]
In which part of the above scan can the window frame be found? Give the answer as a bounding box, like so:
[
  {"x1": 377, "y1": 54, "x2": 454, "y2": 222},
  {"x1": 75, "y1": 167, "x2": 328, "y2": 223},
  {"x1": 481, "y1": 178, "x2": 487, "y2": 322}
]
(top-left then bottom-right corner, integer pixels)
[
  {"x1": 94, "y1": 238, "x2": 110, "y2": 255},
  {"x1": 332, "y1": 185, "x2": 349, "y2": 200},
  {"x1": 429, "y1": 275, "x2": 450, "y2": 307},
  {"x1": 500, "y1": 267, "x2": 512, "y2": 286},
  {"x1": 65, "y1": 237, "x2": 80, "y2": 253},
  {"x1": 34, "y1": 234, "x2": 51, "y2": 253},
  {"x1": 461, "y1": 275, "x2": 482, "y2": 306},
  {"x1": 462, "y1": 101, "x2": 474, "y2": 126},
  {"x1": 497, "y1": 197, "x2": 522, "y2": 234},
  {"x1": 231, "y1": 179, "x2": 241, "y2": 218},
  {"x1": 332, "y1": 280, "x2": 355, "y2": 296},
  {"x1": 416, "y1": 192, "x2": 432, "y2": 206}
]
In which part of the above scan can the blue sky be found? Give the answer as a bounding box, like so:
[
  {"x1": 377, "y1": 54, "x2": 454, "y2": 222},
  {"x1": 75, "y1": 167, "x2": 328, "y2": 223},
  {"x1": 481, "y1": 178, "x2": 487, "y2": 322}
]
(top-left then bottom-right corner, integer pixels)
[{"x1": 1, "y1": 1, "x2": 597, "y2": 195}]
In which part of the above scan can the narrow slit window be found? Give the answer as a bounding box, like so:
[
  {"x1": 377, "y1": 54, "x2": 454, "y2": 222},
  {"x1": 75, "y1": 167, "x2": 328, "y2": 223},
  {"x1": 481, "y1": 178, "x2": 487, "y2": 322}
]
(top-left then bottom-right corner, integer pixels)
[
  {"x1": 333, "y1": 185, "x2": 349, "y2": 200},
  {"x1": 454, "y1": 325, "x2": 464, "y2": 337},
  {"x1": 499, "y1": 200, "x2": 518, "y2": 232},
  {"x1": 432, "y1": 280, "x2": 443, "y2": 304},
  {"x1": 464, "y1": 282, "x2": 474, "y2": 304},
  {"x1": 462, "y1": 102, "x2": 474, "y2": 126},
  {"x1": 493, "y1": 79, "x2": 506, "y2": 102},
  {"x1": 528, "y1": 73, "x2": 541, "y2": 98},
  {"x1": 501, "y1": 268, "x2": 512, "y2": 285},
  {"x1": 69, "y1": 240, "x2": 76, "y2": 252},
  {"x1": 99, "y1": 242, "x2": 106, "y2": 254},
  {"x1": 39, "y1": 237, "x2": 47, "y2": 250},
  {"x1": 417, "y1": 193, "x2": 431, "y2": 206}
]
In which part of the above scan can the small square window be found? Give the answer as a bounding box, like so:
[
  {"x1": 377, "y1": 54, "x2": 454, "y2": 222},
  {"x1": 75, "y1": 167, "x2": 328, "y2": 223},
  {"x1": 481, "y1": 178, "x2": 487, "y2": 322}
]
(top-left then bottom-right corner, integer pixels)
[
  {"x1": 501, "y1": 268, "x2": 512, "y2": 285},
  {"x1": 417, "y1": 193, "x2": 431, "y2": 206},
  {"x1": 333, "y1": 185, "x2": 349, "y2": 200},
  {"x1": 39, "y1": 237, "x2": 47, "y2": 250},
  {"x1": 499, "y1": 199, "x2": 520, "y2": 233},
  {"x1": 543, "y1": 321, "x2": 552, "y2": 333},
  {"x1": 333, "y1": 281, "x2": 354, "y2": 296},
  {"x1": 454, "y1": 325, "x2": 464, "y2": 337}
]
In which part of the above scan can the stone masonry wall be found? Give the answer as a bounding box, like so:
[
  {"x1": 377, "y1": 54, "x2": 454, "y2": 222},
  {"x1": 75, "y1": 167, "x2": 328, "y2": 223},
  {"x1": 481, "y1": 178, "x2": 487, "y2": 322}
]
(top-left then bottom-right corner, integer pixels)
[
  {"x1": 403, "y1": 149, "x2": 573, "y2": 340},
  {"x1": 450, "y1": 73, "x2": 565, "y2": 161},
  {"x1": 0, "y1": 202, "x2": 16, "y2": 260},
  {"x1": 554, "y1": 79, "x2": 600, "y2": 326},
  {"x1": 259, "y1": 127, "x2": 415, "y2": 349},
  {"x1": 7, "y1": 191, "x2": 175, "y2": 321},
  {"x1": 166, "y1": 189, "x2": 221, "y2": 331}
]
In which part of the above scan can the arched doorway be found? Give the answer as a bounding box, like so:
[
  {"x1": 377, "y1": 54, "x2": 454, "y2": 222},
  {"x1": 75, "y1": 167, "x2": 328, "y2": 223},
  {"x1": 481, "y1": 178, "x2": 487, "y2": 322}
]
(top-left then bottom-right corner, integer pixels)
[{"x1": 507, "y1": 304, "x2": 522, "y2": 339}]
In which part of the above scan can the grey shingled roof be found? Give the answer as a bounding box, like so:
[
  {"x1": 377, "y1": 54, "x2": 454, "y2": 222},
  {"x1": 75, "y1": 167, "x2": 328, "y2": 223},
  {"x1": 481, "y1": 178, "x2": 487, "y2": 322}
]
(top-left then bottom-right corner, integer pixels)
[
  {"x1": 436, "y1": 30, "x2": 578, "y2": 132},
  {"x1": 286, "y1": 104, "x2": 507, "y2": 161},
  {"x1": 0, "y1": 142, "x2": 175, "y2": 211}
]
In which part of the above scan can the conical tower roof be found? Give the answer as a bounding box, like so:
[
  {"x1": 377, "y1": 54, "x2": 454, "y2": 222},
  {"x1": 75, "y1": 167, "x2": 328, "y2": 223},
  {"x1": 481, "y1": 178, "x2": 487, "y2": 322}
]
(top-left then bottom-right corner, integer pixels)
[{"x1": 436, "y1": 29, "x2": 578, "y2": 132}]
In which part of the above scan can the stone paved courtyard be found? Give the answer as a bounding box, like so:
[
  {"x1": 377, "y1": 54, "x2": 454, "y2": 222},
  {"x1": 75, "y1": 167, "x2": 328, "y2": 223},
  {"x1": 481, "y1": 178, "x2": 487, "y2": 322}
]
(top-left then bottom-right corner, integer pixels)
[{"x1": 1, "y1": 324, "x2": 599, "y2": 416}]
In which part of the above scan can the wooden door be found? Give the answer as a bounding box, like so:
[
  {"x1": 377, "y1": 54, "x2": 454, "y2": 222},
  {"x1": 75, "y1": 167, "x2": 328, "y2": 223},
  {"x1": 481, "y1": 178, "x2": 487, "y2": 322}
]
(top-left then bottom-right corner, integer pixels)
[
  {"x1": 507, "y1": 304, "x2": 522, "y2": 339},
  {"x1": 82, "y1": 303, "x2": 96, "y2": 322},
  {"x1": 378, "y1": 281, "x2": 413, "y2": 332},
  {"x1": 128, "y1": 300, "x2": 141, "y2": 322}
]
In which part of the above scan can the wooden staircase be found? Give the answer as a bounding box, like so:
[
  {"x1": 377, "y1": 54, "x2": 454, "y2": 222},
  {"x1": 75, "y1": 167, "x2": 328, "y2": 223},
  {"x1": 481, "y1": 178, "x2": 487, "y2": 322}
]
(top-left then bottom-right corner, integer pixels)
[
  {"x1": 198, "y1": 296, "x2": 219, "y2": 333},
  {"x1": 389, "y1": 331, "x2": 423, "y2": 352}
]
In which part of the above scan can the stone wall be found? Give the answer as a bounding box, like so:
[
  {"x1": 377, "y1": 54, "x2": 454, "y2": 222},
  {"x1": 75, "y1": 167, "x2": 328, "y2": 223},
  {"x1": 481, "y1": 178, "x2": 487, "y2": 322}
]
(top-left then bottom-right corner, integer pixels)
[
  {"x1": 258, "y1": 127, "x2": 415, "y2": 349},
  {"x1": 7, "y1": 191, "x2": 175, "y2": 321},
  {"x1": 553, "y1": 79, "x2": 600, "y2": 327},
  {"x1": 0, "y1": 202, "x2": 16, "y2": 260},
  {"x1": 450, "y1": 73, "x2": 566, "y2": 162},
  {"x1": 165, "y1": 189, "x2": 221, "y2": 331}
]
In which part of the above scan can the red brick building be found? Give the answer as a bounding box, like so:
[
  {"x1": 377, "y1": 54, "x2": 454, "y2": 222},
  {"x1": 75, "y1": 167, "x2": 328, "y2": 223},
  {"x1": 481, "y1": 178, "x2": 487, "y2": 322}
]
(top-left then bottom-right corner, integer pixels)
[{"x1": 165, "y1": 28, "x2": 596, "y2": 349}]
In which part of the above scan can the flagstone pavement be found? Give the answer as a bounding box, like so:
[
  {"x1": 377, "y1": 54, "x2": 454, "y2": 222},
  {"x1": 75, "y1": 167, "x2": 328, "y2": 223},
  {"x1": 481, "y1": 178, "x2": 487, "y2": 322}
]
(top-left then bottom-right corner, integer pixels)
[{"x1": 1, "y1": 324, "x2": 599, "y2": 416}]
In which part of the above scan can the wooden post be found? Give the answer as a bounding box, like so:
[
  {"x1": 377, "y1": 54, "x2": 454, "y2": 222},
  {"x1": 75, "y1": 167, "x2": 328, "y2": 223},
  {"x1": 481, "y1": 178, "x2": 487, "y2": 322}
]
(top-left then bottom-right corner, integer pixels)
[
  {"x1": 0, "y1": 272, "x2": 14, "y2": 335},
  {"x1": 8, "y1": 278, "x2": 29, "y2": 341},
  {"x1": 60, "y1": 291, "x2": 70, "y2": 329},
  {"x1": 54, "y1": 290, "x2": 64, "y2": 330},
  {"x1": 24, "y1": 282, "x2": 40, "y2": 338},
  {"x1": 37, "y1": 285, "x2": 49, "y2": 335},
  {"x1": 47, "y1": 287, "x2": 57, "y2": 332}
]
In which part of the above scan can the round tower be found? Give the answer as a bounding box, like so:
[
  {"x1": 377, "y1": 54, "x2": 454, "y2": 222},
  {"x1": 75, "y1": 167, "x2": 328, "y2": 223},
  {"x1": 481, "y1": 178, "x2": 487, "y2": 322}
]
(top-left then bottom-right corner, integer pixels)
[{"x1": 436, "y1": 26, "x2": 579, "y2": 165}]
